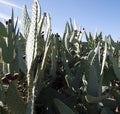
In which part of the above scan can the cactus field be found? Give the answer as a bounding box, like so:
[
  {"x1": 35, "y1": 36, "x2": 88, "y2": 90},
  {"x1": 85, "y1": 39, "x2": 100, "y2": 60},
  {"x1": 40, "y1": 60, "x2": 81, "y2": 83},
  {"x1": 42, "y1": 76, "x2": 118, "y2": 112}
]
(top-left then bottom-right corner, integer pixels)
[{"x1": 0, "y1": 0, "x2": 120, "y2": 114}]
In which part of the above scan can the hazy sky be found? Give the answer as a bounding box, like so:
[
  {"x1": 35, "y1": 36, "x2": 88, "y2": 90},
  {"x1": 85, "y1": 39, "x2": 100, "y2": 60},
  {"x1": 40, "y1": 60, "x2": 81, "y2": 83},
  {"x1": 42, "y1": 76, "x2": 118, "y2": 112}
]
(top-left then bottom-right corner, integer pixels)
[{"x1": 0, "y1": 0, "x2": 120, "y2": 41}]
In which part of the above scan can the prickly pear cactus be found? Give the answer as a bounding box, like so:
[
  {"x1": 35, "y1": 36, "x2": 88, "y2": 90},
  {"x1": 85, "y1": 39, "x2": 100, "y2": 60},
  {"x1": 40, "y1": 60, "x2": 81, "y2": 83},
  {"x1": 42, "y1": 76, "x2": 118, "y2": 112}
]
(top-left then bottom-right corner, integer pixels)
[{"x1": 0, "y1": 0, "x2": 120, "y2": 114}]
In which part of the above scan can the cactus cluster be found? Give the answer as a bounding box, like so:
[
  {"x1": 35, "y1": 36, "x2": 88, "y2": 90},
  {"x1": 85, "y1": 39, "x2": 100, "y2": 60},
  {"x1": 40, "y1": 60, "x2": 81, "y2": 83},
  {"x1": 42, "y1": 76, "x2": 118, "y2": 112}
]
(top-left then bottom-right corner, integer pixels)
[{"x1": 0, "y1": 0, "x2": 120, "y2": 114}]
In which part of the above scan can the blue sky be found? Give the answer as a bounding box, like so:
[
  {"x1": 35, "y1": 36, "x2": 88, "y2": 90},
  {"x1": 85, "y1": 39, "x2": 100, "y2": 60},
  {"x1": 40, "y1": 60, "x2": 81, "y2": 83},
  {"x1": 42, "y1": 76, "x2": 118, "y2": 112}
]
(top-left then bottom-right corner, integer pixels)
[{"x1": 0, "y1": 0, "x2": 120, "y2": 41}]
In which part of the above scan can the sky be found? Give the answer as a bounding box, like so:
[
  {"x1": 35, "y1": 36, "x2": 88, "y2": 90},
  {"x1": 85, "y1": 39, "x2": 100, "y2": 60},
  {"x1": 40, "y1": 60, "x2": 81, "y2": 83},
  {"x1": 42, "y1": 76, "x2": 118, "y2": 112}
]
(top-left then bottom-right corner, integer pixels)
[{"x1": 0, "y1": 0, "x2": 120, "y2": 41}]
